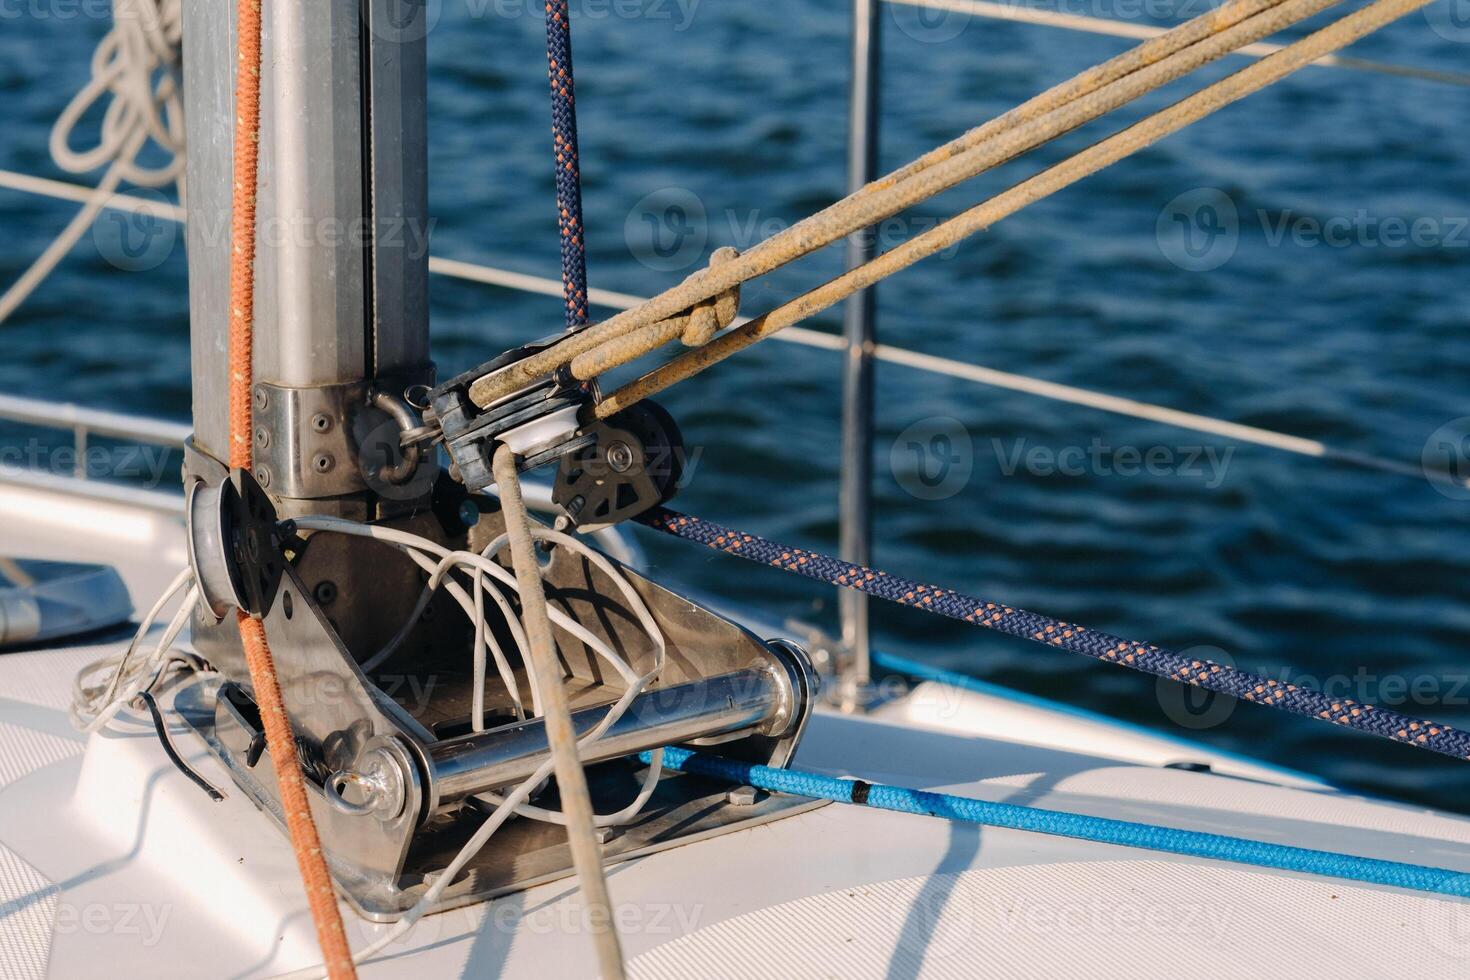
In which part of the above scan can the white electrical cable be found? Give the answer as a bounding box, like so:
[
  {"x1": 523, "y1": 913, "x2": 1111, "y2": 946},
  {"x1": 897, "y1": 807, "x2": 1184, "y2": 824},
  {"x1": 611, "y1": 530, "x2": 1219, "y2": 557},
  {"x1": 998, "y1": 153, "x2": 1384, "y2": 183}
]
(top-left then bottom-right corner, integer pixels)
[
  {"x1": 275, "y1": 530, "x2": 666, "y2": 980},
  {"x1": 71, "y1": 566, "x2": 192, "y2": 730},
  {"x1": 270, "y1": 514, "x2": 673, "y2": 975},
  {"x1": 294, "y1": 516, "x2": 653, "y2": 700},
  {"x1": 75, "y1": 584, "x2": 200, "y2": 734},
  {"x1": 0, "y1": 0, "x2": 184, "y2": 326},
  {"x1": 356, "y1": 546, "x2": 530, "y2": 718},
  {"x1": 92, "y1": 512, "x2": 669, "y2": 979}
]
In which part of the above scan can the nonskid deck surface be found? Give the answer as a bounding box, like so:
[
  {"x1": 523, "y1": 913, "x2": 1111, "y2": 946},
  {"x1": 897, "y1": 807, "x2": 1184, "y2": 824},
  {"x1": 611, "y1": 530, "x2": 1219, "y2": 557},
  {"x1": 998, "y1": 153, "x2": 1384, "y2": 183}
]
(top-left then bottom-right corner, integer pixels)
[{"x1": 2, "y1": 477, "x2": 1469, "y2": 978}]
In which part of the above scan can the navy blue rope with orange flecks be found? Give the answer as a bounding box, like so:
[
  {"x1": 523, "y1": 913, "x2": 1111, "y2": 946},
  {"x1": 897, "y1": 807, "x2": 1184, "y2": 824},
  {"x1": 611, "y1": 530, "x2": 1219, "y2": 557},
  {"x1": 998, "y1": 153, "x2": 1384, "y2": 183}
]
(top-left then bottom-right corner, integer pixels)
[
  {"x1": 544, "y1": 0, "x2": 590, "y2": 330},
  {"x1": 636, "y1": 506, "x2": 1470, "y2": 764}
]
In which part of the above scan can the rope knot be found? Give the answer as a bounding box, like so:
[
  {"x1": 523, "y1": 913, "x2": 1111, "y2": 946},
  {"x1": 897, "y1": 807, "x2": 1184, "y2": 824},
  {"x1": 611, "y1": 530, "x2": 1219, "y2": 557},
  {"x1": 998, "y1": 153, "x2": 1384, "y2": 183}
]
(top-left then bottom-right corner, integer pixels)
[{"x1": 679, "y1": 246, "x2": 741, "y2": 347}]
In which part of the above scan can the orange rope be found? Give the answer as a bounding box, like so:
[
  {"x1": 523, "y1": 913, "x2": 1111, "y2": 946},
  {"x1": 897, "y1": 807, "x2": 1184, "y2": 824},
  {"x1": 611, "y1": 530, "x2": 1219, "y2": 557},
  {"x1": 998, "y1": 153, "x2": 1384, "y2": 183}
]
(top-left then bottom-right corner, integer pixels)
[{"x1": 228, "y1": 1, "x2": 357, "y2": 975}]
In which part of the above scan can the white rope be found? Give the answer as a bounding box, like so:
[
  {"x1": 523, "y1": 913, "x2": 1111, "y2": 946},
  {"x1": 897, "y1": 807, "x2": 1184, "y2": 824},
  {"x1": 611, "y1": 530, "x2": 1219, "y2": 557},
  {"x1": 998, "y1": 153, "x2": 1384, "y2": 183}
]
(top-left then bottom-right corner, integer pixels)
[
  {"x1": 72, "y1": 577, "x2": 202, "y2": 735},
  {"x1": 0, "y1": 0, "x2": 183, "y2": 326},
  {"x1": 884, "y1": 0, "x2": 1470, "y2": 88}
]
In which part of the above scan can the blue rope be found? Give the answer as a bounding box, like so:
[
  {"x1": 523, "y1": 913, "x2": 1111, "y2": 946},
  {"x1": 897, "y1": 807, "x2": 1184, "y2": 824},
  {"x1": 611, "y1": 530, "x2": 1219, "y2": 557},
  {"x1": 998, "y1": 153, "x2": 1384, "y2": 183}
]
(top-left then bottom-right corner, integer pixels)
[
  {"x1": 636, "y1": 507, "x2": 1470, "y2": 764},
  {"x1": 544, "y1": 0, "x2": 589, "y2": 330},
  {"x1": 645, "y1": 746, "x2": 1470, "y2": 899}
]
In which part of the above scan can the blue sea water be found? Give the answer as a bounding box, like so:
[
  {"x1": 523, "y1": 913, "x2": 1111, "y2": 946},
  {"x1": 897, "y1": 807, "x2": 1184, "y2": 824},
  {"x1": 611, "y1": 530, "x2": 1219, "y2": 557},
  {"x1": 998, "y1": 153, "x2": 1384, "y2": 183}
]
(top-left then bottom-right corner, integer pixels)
[{"x1": 1, "y1": 0, "x2": 1468, "y2": 809}]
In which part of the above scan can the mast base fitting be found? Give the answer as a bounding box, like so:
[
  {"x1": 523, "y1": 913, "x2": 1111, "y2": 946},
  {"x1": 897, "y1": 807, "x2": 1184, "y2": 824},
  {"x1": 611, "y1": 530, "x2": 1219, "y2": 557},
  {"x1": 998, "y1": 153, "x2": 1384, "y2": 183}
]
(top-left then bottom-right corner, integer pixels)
[{"x1": 429, "y1": 337, "x2": 684, "y2": 530}]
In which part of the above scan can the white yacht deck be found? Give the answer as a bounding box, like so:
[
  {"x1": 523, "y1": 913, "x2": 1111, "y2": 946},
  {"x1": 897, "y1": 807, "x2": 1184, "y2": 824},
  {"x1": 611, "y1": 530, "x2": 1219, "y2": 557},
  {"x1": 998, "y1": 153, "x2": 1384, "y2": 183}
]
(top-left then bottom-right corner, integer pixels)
[{"x1": 3, "y1": 474, "x2": 1469, "y2": 978}]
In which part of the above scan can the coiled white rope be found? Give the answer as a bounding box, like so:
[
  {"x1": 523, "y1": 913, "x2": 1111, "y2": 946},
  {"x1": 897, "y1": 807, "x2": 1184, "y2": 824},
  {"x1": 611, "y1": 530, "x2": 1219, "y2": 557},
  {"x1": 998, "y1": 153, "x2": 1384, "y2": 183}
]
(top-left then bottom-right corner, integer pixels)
[{"x1": 0, "y1": 0, "x2": 183, "y2": 326}]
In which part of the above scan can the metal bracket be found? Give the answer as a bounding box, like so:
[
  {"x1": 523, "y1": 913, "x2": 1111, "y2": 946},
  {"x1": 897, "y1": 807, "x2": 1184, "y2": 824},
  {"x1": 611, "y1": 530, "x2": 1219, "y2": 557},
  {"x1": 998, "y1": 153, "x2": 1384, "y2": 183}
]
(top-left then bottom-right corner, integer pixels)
[
  {"x1": 181, "y1": 469, "x2": 825, "y2": 920},
  {"x1": 252, "y1": 374, "x2": 434, "y2": 499}
]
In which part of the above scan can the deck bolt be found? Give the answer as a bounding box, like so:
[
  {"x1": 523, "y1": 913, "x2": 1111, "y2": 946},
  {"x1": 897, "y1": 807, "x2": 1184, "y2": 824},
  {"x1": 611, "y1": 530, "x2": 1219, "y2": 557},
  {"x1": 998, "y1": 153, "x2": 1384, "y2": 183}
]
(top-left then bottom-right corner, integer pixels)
[
  {"x1": 311, "y1": 412, "x2": 333, "y2": 433},
  {"x1": 254, "y1": 427, "x2": 270, "y2": 449},
  {"x1": 313, "y1": 453, "x2": 335, "y2": 473},
  {"x1": 254, "y1": 388, "x2": 268, "y2": 411},
  {"x1": 255, "y1": 465, "x2": 272, "y2": 488}
]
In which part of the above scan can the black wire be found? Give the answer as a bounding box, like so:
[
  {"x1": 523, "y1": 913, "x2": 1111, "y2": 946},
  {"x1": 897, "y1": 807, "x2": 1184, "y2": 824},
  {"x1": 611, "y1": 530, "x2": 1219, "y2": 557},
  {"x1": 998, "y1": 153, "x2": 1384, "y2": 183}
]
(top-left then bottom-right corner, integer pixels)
[{"x1": 138, "y1": 690, "x2": 225, "y2": 803}]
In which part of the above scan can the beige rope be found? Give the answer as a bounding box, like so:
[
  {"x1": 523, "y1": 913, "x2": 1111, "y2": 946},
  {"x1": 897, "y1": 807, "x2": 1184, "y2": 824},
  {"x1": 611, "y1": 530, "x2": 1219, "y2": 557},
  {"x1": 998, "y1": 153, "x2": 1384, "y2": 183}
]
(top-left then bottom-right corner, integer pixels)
[
  {"x1": 594, "y1": 0, "x2": 1435, "y2": 417},
  {"x1": 468, "y1": 0, "x2": 1299, "y2": 406},
  {"x1": 490, "y1": 445, "x2": 626, "y2": 980},
  {"x1": 567, "y1": 0, "x2": 1343, "y2": 387},
  {"x1": 567, "y1": 247, "x2": 740, "y2": 379}
]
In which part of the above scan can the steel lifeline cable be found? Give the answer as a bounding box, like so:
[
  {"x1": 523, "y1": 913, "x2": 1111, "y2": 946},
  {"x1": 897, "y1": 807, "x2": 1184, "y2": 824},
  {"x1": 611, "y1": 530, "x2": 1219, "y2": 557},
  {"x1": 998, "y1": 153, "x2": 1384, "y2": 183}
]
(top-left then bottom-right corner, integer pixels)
[{"x1": 227, "y1": 0, "x2": 356, "y2": 975}]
